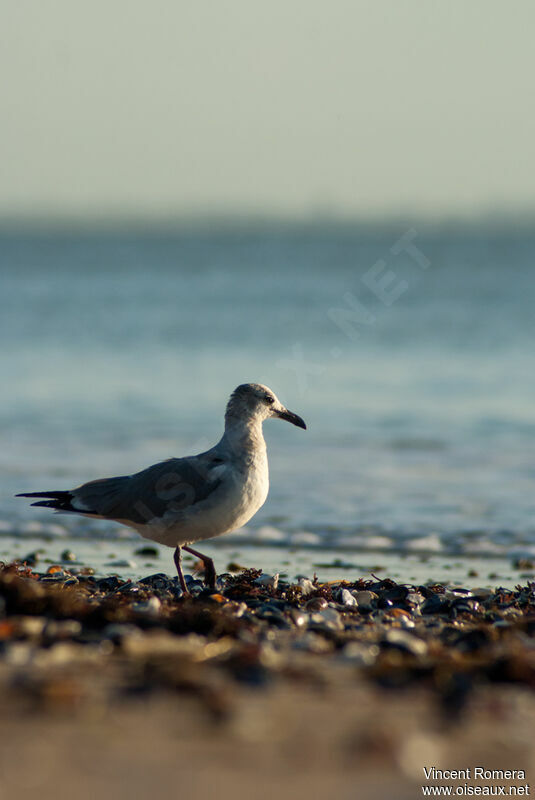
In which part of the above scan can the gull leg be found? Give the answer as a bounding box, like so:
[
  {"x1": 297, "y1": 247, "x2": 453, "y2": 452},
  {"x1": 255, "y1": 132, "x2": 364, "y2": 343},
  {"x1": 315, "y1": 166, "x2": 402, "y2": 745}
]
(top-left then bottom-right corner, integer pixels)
[
  {"x1": 183, "y1": 545, "x2": 217, "y2": 589},
  {"x1": 173, "y1": 546, "x2": 189, "y2": 595}
]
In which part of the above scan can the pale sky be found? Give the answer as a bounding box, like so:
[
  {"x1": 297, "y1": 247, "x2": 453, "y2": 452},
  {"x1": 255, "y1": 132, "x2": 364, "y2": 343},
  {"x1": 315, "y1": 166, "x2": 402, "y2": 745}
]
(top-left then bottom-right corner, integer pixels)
[{"x1": 1, "y1": 1, "x2": 534, "y2": 222}]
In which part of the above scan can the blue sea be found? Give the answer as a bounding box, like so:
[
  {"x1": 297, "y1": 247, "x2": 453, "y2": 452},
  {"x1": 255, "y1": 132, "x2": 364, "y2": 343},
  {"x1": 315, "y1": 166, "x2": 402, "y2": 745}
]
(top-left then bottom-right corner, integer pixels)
[{"x1": 1, "y1": 222, "x2": 535, "y2": 569}]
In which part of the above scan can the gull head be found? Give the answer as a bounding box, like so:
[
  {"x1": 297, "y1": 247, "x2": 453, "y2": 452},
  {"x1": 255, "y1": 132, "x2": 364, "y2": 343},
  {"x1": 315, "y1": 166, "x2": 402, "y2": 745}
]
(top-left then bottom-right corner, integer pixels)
[{"x1": 226, "y1": 383, "x2": 306, "y2": 429}]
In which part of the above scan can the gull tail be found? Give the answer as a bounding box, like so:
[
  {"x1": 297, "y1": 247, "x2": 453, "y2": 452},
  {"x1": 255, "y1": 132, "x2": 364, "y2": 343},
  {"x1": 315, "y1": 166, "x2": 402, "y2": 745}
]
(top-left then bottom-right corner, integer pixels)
[{"x1": 16, "y1": 491, "x2": 78, "y2": 511}]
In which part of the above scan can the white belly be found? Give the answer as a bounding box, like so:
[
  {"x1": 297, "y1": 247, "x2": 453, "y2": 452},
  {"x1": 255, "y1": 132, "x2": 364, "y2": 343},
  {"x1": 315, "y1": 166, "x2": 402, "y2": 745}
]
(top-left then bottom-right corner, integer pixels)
[{"x1": 130, "y1": 458, "x2": 269, "y2": 549}]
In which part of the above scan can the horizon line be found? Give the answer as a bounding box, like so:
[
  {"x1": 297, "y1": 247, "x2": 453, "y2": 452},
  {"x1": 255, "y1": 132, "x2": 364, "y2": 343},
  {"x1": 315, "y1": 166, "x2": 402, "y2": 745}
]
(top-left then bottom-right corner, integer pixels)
[{"x1": 1, "y1": 208, "x2": 535, "y2": 235}]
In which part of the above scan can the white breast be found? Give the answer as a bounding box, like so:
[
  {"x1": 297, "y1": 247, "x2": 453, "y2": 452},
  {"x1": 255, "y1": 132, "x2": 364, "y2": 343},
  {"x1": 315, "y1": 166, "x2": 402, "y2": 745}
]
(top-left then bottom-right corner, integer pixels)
[{"x1": 133, "y1": 453, "x2": 270, "y2": 548}]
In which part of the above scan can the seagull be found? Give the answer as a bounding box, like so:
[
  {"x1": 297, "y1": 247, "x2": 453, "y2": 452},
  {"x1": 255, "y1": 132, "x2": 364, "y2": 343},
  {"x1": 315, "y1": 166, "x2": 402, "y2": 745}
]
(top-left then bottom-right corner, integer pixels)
[{"x1": 17, "y1": 383, "x2": 306, "y2": 594}]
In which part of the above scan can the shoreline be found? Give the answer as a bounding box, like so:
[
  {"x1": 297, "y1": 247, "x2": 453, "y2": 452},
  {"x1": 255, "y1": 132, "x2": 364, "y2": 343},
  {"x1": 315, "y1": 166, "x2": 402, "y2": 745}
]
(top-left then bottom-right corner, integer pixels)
[{"x1": 1, "y1": 534, "x2": 532, "y2": 591}]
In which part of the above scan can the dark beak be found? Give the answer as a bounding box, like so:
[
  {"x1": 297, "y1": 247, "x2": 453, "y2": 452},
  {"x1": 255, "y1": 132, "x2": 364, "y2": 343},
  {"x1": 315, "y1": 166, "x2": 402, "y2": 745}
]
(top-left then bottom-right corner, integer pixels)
[{"x1": 277, "y1": 408, "x2": 307, "y2": 430}]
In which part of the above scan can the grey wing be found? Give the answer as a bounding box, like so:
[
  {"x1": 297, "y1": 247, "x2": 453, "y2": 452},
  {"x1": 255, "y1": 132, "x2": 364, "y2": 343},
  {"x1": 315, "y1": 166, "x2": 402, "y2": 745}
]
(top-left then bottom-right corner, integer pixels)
[{"x1": 72, "y1": 456, "x2": 224, "y2": 524}]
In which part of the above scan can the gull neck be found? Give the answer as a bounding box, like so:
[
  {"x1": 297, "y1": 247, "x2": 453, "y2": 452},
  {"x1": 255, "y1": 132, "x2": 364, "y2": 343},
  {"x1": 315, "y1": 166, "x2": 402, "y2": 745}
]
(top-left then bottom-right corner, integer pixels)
[{"x1": 223, "y1": 412, "x2": 266, "y2": 456}]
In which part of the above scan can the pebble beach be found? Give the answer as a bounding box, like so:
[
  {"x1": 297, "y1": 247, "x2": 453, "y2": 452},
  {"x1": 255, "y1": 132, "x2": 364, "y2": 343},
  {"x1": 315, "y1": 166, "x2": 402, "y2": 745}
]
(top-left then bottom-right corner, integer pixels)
[{"x1": 1, "y1": 554, "x2": 534, "y2": 799}]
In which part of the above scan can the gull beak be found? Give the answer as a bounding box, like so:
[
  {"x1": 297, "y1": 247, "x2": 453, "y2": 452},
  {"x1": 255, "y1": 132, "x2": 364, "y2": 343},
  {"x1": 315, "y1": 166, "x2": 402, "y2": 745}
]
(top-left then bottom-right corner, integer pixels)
[{"x1": 276, "y1": 408, "x2": 307, "y2": 430}]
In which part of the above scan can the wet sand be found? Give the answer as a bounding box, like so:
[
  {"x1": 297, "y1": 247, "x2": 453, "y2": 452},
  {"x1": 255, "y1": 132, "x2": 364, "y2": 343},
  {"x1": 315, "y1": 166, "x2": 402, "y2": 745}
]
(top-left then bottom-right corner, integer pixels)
[{"x1": 1, "y1": 533, "x2": 530, "y2": 590}]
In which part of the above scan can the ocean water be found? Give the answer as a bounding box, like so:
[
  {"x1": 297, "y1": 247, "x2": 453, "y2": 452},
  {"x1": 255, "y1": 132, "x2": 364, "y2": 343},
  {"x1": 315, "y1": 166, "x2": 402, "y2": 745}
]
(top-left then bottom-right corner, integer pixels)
[{"x1": 1, "y1": 222, "x2": 535, "y2": 562}]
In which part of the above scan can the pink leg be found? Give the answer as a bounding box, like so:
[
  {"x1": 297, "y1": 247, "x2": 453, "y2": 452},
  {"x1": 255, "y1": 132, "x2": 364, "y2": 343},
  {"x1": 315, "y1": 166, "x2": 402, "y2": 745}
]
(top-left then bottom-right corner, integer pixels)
[
  {"x1": 182, "y1": 545, "x2": 217, "y2": 589},
  {"x1": 173, "y1": 546, "x2": 189, "y2": 595}
]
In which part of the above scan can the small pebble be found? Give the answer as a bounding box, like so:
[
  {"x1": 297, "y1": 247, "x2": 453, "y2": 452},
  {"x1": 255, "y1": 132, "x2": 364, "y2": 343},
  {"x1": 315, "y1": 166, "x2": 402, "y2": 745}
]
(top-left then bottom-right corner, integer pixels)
[
  {"x1": 337, "y1": 588, "x2": 357, "y2": 606},
  {"x1": 134, "y1": 546, "x2": 159, "y2": 557},
  {"x1": 290, "y1": 609, "x2": 308, "y2": 627},
  {"x1": 305, "y1": 597, "x2": 328, "y2": 612},
  {"x1": 253, "y1": 573, "x2": 279, "y2": 590},
  {"x1": 45, "y1": 620, "x2": 83, "y2": 639},
  {"x1": 39, "y1": 574, "x2": 67, "y2": 583},
  {"x1": 117, "y1": 582, "x2": 141, "y2": 594},
  {"x1": 471, "y1": 587, "x2": 493, "y2": 599},
  {"x1": 352, "y1": 590, "x2": 378, "y2": 609},
  {"x1": 132, "y1": 597, "x2": 162, "y2": 616},
  {"x1": 139, "y1": 573, "x2": 174, "y2": 591},
  {"x1": 309, "y1": 607, "x2": 343, "y2": 631},
  {"x1": 21, "y1": 552, "x2": 39, "y2": 566},
  {"x1": 15, "y1": 617, "x2": 47, "y2": 638},
  {"x1": 97, "y1": 576, "x2": 123, "y2": 592},
  {"x1": 421, "y1": 595, "x2": 450, "y2": 615},
  {"x1": 340, "y1": 642, "x2": 380, "y2": 666},
  {"x1": 406, "y1": 592, "x2": 425, "y2": 606},
  {"x1": 383, "y1": 629, "x2": 428, "y2": 656},
  {"x1": 103, "y1": 623, "x2": 143, "y2": 643},
  {"x1": 297, "y1": 578, "x2": 315, "y2": 596}
]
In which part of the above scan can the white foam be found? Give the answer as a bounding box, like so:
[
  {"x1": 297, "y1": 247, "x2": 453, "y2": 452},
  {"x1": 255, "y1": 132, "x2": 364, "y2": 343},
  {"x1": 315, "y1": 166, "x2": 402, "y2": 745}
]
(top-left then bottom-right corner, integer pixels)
[
  {"x1": 289, "y1": 531, "x2": 321, "y2": 546},
  {"x1": 405, "y1": 533, "x2": 443, "y2": 552},
  {"x1": 254, "y1": 525, "x2": 286, "y2": 542},
  {"x1": 333, "y1": 534, "x2": 392, "y2": 550}
]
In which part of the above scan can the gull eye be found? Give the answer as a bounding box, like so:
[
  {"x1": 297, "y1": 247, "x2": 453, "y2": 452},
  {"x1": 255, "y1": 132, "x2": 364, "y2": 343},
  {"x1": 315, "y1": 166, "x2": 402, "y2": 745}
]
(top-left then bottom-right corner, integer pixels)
[{"x1": 265, "y1": 395, "x2": 275, "y2": 405}]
